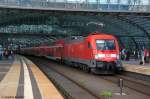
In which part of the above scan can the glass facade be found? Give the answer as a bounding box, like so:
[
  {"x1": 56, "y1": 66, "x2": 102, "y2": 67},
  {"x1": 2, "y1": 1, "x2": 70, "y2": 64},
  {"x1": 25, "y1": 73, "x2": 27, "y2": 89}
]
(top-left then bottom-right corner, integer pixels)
[{"x1": 0, "y1": 0, "x2": 149, "y2": 12}]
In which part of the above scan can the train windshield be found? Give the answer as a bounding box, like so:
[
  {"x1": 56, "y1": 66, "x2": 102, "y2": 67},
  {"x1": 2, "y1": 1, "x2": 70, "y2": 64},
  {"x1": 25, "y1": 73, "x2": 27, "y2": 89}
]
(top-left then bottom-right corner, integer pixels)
[{"x1": 96, "y1": 40, "x2": 115, "y2": 50}]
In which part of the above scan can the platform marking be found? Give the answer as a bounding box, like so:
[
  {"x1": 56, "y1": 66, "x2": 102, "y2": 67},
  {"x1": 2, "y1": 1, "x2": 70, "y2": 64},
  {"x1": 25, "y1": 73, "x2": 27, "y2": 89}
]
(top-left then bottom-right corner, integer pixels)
[
  {"x1": 0, "y1": 58, "x2": 20, "y2": 97},
  {"x1": 24, "y1": 58, "x2": 64, "y2": 99},
  {"x1": 22, "y1": 59, "x2": 34, "y2": 99},
  {"x1": 123, "y1": 64, "x2": 150, "y2": 75}
]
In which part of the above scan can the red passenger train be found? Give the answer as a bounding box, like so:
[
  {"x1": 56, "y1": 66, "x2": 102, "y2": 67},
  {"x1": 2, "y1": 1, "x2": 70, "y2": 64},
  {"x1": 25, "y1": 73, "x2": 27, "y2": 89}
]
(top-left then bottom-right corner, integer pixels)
[{"x1": 20, "y1": 33, "x2": 123, "y2": 74}]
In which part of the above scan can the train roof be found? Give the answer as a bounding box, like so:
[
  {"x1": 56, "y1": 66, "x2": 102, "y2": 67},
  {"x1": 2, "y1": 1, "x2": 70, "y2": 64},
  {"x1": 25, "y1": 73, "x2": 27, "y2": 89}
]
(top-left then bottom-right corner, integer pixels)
[{"x1": 87, "y1": 32, "x2": 117, "y2": 39}]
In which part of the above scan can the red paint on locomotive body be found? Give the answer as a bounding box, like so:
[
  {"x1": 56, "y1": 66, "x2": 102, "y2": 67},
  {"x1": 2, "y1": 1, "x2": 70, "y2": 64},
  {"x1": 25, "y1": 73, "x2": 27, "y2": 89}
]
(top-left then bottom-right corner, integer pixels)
[
  {"x1": 20, "y1": 33, "x2": 123, "y2": 74},
  {"x1": 63, "y1": 33, "x2": 119, "y2": 61},
  {"x1": 88, "y1": 34, "x2": 120, "y2": 62}
]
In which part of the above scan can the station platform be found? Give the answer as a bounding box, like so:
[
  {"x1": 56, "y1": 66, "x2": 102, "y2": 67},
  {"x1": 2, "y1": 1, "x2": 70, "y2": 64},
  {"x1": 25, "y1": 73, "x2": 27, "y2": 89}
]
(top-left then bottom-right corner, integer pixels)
[
  {"x1": 0, "y1": 55, "x2": 63, "y2": 99},
  {"x1": 122, "y1": 59, "x2": 150, "y2": 75}
]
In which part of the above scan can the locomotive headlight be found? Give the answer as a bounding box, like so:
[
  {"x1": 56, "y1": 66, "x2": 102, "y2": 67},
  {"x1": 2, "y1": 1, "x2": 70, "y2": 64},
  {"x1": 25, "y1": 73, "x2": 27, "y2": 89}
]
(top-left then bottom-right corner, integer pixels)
[
  {"x1": 110, "y1": 54, "x2": 119, "y2": 59},
  {"x1": 95, "y1": 54, "x2": 105, "y2": 59},
  {"x1": 98, "y1": 54, "x2": 105, "y2": 58},
  {"x1": 116, "y1": 54, "x2": 120, "y2": 60},
  {"x1": 95, "y1": 54, "x2": 99, "y2": 59},
  {"x1": 110, "y1": 54, "x2": 117, "y2": 58}
]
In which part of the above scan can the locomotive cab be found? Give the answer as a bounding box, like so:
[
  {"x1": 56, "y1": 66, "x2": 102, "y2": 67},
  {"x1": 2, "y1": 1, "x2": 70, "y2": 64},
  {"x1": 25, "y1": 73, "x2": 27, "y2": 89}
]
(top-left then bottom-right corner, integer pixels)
[{"x1": 88, "y1": 34, "x2": 123, "y2": 74}]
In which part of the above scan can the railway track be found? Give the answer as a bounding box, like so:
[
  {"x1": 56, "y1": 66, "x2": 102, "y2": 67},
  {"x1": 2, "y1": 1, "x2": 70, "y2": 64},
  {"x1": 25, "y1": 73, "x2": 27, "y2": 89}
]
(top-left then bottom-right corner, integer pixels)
[
  {"x1": 100, "y1": 74, "x2": 150, "y2": 96},
  {"x1": 29, "y1": 56, "x2": 150, "y2": 99},
  {"x1": 30, "y1": 57, "x2": 100, "y2": 99}
]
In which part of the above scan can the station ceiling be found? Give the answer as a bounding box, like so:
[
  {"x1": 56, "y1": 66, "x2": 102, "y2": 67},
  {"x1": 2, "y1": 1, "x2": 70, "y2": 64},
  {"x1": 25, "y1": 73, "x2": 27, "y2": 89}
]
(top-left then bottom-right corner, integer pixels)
[{"x1": 0, "y1": 8, "x2": 150, "y2": 50}]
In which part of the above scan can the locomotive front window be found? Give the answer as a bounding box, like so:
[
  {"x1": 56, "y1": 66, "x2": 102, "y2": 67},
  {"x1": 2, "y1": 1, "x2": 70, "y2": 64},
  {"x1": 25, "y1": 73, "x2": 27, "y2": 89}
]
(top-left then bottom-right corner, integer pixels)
[{"x1": 96, "y1": 40, "x2": 115, "y2": 50}]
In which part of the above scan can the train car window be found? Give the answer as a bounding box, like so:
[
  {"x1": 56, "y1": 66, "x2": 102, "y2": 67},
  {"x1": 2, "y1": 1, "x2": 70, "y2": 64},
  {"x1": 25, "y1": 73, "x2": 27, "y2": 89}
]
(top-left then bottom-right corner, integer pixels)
[
  {"x1": 88, "y1": 42, "x2": 91, "y2": 48},
  {"x1": 96, "y1": 40, "x2": 115, "y2": 50}
]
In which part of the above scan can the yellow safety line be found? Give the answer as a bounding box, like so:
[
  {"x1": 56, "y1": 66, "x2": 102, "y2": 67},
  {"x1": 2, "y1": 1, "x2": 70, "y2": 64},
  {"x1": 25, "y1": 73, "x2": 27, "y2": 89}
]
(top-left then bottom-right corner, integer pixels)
[
  {"x1": 24, "y1": 58, "x2": 64, "y2": 99},
  {"x1": 0, "y1": 57, "x2": 21, "y2": 98}
]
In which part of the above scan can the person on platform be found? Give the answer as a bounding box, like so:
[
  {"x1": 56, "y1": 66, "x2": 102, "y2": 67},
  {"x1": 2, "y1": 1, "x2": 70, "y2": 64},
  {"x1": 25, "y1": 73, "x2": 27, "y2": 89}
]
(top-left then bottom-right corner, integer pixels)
[
  {"x1": 3, "y1": 49, "x2": 9, "y2": 59},
  {"x1": 144, "y1": 48, "x2": 149, "y2": 63},
  {"x1": 140, "y1": 47, "x2": 145, "y2": 65},
  {"x1": 134, "y1": 49, "x2": 139, "y2": 60},
  {"x1": 121, "y1": 48, "x2": 126, "y2": 60},
  {"x1": 149, "y1": 51, "x2": 150, "y2": 63},
  {"x1": 126, "y1": 49, "x2": 131, "y2": 61}
]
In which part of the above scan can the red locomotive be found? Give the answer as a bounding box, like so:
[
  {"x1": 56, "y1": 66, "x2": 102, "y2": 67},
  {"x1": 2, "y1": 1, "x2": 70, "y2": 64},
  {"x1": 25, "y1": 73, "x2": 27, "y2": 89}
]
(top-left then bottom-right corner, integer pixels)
[{"x1": 20, "y1": 33, "x2": 123, "y2": 74}]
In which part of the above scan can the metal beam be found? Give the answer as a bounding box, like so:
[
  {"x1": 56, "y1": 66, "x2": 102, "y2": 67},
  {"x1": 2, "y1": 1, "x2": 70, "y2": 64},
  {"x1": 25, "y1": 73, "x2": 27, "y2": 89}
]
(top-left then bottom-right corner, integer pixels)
[{"x1": 118, "y1": 16, "x2": 150, "y2": 40}]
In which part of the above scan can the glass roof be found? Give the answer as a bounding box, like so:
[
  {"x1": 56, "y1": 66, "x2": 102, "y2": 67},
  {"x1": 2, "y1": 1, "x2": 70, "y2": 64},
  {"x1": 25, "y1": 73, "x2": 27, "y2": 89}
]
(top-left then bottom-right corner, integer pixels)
[
  {"x1": 0, "y1": 0, "x2": 150, "y2": 12},
  {"x1": 0, "y1": 7, "x2": 149, "y2": 50}
]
